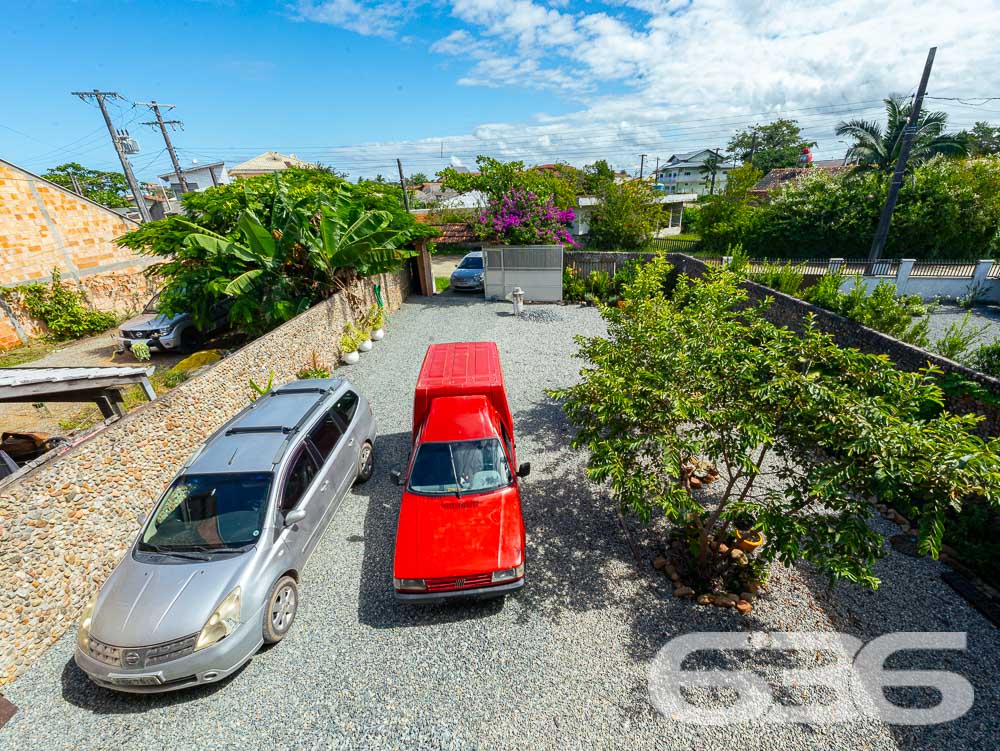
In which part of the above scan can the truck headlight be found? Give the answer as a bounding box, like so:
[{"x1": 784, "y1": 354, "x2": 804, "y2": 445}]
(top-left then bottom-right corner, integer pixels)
[
  {"x1": 393, "y1": 578, "x2": 426, "y2": 592},
  {"x1": 77, "y1": 591, "x2": 99, "y2": 650},
  {"x1": 194, "y1": 587, "x2": 241, "y2": 651},
  {"x1": 158, "y1": 326, "x2": 173, "y2": 336},
  {"x1": 492, "y1": 563, "x2": 524, "y2": 583}
]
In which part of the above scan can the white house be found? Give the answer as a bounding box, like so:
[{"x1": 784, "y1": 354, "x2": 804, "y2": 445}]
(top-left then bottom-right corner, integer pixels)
[
  {"x1": 158, "y1": 161, "x2": 231, "y2": 195},
  {"x1": 574, "y1": 193, "x2": 698, "y2": 238},
  {"x1": 655, "y1": 150, "x2": 732, "y2": 196},
  {"x1": 228, "y1": 151, "x2": 317, "y2": 179}
]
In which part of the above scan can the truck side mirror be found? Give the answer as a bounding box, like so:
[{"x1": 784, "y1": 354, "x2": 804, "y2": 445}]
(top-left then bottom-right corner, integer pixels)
[
  {"x1": 390, "y1": 469, "x2": 402, "y2": 486},
  {"x1": 517, "y1": 462, "x2": 531, "y2": 478},
  {"x1": 284, "y1": 508, "x2": 307, "y2": 526}
]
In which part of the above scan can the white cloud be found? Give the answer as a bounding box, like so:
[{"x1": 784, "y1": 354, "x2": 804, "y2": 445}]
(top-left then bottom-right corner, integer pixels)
[
  {"x1": 291, "y1": 0, "x2": 414, "y2": 38},
  {"x1": 296, "y1": 0, "x2": 1000, "y2": 176}
]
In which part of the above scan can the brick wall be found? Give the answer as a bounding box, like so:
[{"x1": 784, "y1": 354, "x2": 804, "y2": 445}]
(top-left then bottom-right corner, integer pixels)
[
  {"x1": 0, "y1": 159, "x2": 155, "y2": 349},
  {"x1": 0, "y1": 269, "x2": 408, "y2": 685}
]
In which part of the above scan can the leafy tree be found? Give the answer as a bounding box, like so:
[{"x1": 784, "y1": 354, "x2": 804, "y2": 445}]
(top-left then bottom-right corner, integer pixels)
[
  {"x1": 43, "y1": 163, "x2": 130, "y2": 208},
  {"x1": 687, "y1": 164, "x2": 763, "y2": 251},
  {"x1": 406, "y1": 172, "x2": 429, "y2": 186},
  {"x1": 588, "y1": 179, "x2": 661, "y2": 250},
  {"x1": 959, "y1": 121, "x2": 1000, "y2": 156},
  {"x1": 836, "y1": 96, "x2": 967, "y2": 172},
  {"x1": 550, "y1": 257, "x2": 999, "y2": 590},
  {"x1": 583, "y1": 159, "x2": 616, "y2": 194},
  {"x1": 118, "y1": 169, "x2": 433, "y2": 335},
  {"x1": 440, "y1": 155, "x2": 577, "y2": 208},
  {"x1": 727, "y1": 120, "x2": 815, "y2": 173}
]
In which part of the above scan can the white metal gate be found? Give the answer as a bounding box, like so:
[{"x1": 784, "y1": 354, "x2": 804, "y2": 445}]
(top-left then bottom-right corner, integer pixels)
[{"x1": 483, "y1": 245, "x2": 564, "y2": 302}]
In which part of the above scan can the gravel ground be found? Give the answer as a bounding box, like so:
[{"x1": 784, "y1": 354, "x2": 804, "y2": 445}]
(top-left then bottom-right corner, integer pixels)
[
  {"x1": 2, "y1": 293, "x2": 998, "y2": 751},
  {"x1": 927, "y1": 304, "x2": 1000, "y2": 350}
]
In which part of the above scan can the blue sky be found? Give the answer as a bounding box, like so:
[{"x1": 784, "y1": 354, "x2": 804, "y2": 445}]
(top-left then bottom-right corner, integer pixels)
[{"x1": 3, "y1": 0, "x2": 1000, "y2": 183}]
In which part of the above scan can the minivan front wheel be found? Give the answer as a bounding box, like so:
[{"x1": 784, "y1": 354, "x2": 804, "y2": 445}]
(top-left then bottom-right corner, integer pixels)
[
  {"x1": 355, "y1": 441, "x2": 374, "y2": 484},
  {"x1": 263, "y1": 576, "x2": 298, "y2": 643}
]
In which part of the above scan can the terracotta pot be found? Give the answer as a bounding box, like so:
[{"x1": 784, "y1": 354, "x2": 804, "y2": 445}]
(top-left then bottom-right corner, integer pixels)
[{"x1": 735, "y1": 528, "x2": 763, "y2": 553}]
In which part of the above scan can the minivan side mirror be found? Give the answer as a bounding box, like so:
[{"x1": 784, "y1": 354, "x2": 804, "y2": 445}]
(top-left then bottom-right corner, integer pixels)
[
  {"x1": 390, "y1": 469, "x2": 402, "y2": 486},
  {"x1": 284, "y1": 507, "x2": 307, "y2": 526},
  {"x1": 517, "y1": 462, "x2": 531, "y2": 478}
]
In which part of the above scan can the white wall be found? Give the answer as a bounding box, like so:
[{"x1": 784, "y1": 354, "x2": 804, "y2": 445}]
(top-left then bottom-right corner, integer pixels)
[{"x1": 836, "y1": 259, "x2": 999, "y2": 303}]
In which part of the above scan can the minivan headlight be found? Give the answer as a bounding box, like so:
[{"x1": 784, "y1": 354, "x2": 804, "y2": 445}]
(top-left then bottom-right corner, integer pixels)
[
  {"x1": 194, "y1": 587, "x2": 241, "y2": 651},
  {"x1": 77, "y1": 591, "x2": 99, "y2": 650},
  {"x1": 492, "y1": 563, "x2": 525, "y2": 583}
]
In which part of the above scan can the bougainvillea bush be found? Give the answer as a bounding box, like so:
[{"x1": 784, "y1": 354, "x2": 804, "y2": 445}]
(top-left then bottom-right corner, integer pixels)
[{"x1": 475, "y1": 188, "x2": 576, "y2": 245}]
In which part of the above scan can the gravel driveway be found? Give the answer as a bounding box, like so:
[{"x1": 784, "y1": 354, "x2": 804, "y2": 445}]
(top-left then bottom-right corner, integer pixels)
[{"x1": 1, "y1": 294, "x2": 998, "y2": 751}]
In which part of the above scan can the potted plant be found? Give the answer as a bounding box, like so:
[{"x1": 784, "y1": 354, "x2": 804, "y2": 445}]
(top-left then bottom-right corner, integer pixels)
[
  {"x1": 357, "y1": 324, "x2": 374, "y2": 353},
  {"x1": 366, "y1": 304, "x2": 386, "y2": 341},
  {"x1": 340, "y1": 324, "x2": 361, "y2": 365}
]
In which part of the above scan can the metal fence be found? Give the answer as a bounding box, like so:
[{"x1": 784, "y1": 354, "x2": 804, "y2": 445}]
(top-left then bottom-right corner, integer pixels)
[
  {"x1": 909, "y1": 261, "x2": 977, "y2": 278},
  {"x1": 989, "y1": 262, "x2": 1000, "y2": 279},
  {"x1": 646, "y1": 237, "x2": 703, "y2": 253},
  {"x1": 564, "y1": 254, "x2": 650, "y2": 279}
]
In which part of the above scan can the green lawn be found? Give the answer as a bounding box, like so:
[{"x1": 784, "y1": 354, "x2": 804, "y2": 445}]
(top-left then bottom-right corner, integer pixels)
[{"x1": 434, "y1": 276, "x2": 450, "y2": 292}]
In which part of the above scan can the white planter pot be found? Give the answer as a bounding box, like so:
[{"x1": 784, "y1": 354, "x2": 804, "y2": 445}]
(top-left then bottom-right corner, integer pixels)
[
  {"x1": 370, "y1": 328, "x2": 385, "y2": 341},
  {"x1": 358, "y1": 339, "x2": 373, "y2": 352},
  {"x1": 342, "y1": 350, "x2": 360, "y2": 365}
]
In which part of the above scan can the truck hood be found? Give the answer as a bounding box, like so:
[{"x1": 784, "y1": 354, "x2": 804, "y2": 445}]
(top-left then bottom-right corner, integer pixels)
[
  {"x1": 394, "y1": 486, "x2": 524, "y2": 579},
  {"x1": 120, "y1": 312, "x2": 185, "y2": 333},
  {"x1": 90, "y1": 552, "x2": 247, "y2": 647}
]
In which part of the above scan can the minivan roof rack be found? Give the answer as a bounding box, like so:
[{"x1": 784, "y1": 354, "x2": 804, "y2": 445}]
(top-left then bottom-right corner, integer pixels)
[
  {"x1": 225, "y1": 425, "x2": 294, "y2": 436},
  {"x1": 269, "y1": 386, "x2": 332, "y2": 396}
]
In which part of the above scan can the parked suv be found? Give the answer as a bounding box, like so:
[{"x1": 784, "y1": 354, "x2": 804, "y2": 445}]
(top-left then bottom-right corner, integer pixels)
[
  {"x1": 74, "y1": 378, "x2": 376, "y2": 693},
  {"x1": 117, "y1": 293, "x2": 230, "y2": 354}
]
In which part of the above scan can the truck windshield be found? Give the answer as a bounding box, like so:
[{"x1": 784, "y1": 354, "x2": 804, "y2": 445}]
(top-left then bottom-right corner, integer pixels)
[
  {"x1": 409, "y1": 439, "x2": 511, "y2": 495},
  {"x1": 139, "y1": 472, "x2": 272, "y2": 552}
]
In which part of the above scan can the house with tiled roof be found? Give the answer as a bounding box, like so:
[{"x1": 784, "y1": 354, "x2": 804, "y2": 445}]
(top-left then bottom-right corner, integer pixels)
[
  {"x1": 749, "y1": 164, "x2": 854, "y2": 198},
  {"x1": 228, "y1": 151, "x2": 317, "y2": 178}
]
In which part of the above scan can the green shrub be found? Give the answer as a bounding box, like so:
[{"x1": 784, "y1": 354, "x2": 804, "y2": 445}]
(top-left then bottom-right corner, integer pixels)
[
  {"x1": 130, "y1": 342, "x2": 151, "y2": 361},
  {"x1": 3, "y1": 269, "x2": 118, "y2": 340},
  {"x1": 588, "y1": 180, "x2": 662, "y2": 250},
  {"x1": 804, "y1": 276, "x2": 930, "y2": 347},
  {"x1": 933, "y1": 312, "x2": 988, "y2": 361},
  {"x1": 750, "y1": 261, "x2": 805, "y2": 295},
  {"x1": 971, "y1": 341, "x2": 1000, "y2": 377}
]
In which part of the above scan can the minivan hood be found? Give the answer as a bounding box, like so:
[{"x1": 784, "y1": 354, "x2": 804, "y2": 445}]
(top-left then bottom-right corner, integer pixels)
[
  {"x1": 394, "y1": 486, "x2": 523, "y2": 579},
  {"x1": 120, "y1": 312, "x2": 185, "y2": 333},
  {"x1": 90, "y1": 552, "x2": 247, "y2": 647}
]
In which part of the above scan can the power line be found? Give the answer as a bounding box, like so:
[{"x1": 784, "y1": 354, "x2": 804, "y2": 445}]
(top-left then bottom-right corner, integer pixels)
[{"x1": 135, "y1": 100, "x2": 189, "y2": 193}]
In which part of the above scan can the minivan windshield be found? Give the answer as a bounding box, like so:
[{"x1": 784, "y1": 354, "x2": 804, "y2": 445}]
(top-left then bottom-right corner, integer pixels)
[
  {"x1": 457, "y1": 256, "x2": 483, "y2": 270},
  {"x1": 408, "y1": 439, "x2": 511, "y2": 495},
  {"x1": 139, "y1": 472, "x2": 272, "y2": 552}
]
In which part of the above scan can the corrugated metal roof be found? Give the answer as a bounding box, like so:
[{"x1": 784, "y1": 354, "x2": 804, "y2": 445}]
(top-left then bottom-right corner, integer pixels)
[{"x1": 0, "y1": 366, "x2": 154, "y2": 388}]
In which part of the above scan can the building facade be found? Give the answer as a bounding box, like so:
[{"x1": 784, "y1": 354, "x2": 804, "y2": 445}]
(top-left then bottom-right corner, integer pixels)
[
  {"x1": 158, "y1": 161, "x2": 231, "y2": 195},
  {"x1": 655, "y1": 150, "x2": 732, "y2": 196}
]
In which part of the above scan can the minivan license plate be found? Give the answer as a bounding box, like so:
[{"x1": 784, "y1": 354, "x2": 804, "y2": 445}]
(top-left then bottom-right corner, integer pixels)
[{"x1": 108, "y1": 674, "x2": 162, "y2": 687}]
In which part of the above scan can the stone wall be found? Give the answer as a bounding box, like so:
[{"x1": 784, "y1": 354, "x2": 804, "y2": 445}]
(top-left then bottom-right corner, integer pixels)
[
  {"x1": 667, "y1": 253, "x2": 1000, "y2": 436},
  {"x1": 0, "y1": 158, "x2": 154, "y2": 349},
  {"x1": 0, "y1": 270, "x2": 408, "y2": 685}
]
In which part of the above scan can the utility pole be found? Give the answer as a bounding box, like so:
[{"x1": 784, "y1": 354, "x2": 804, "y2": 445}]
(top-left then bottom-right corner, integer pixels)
[
  {"x1": 748, "y1": 127, "x2": 758, "y2": 165},
  {"x1": 136, "y1": 100, "x2": 188, "y2": 194},
  {"x1": 638, "y1": 154, "x2": 647, "y2": 179},
  {"x1": 69, "y1": 174, "x2": 83, "y2": 196},
  {"x1": 396, "y1": 158, "x2": 410, "y2": 212},
  {"x1": 868, "y1": 46, "x2": 937, "y2": 262},
  {"x1": 71, "y1": 90, "x2": 151, "y2": 222}
]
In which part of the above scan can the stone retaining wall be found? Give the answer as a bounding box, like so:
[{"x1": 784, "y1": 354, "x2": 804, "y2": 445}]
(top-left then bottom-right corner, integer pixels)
[
  {"x1": 667, "y1": 253, "x2": 1000, "y2": 437},
  {"x1": 0, "y1": 270, "x2": 408, "y2": 685}
]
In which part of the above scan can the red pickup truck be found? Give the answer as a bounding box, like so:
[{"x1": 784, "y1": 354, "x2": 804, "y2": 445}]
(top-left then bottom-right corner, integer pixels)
[{"x1": 392, "y1": 342, "x2": 529, "y2": 601}]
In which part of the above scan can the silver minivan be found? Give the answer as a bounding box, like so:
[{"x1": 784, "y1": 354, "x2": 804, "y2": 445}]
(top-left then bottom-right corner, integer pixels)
[{"x1": 74, "y1": 378, "x2": 376, "y2": 692}]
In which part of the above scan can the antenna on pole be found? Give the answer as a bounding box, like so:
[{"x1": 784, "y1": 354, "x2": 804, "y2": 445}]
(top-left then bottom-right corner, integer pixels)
[{"x1": 70, "y1": 90, "x2": 151, "y2": 222}]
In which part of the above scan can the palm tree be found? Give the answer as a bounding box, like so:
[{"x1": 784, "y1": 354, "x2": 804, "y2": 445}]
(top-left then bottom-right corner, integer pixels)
[{"x1": 835, "y1": 96, "x2": 967, "y2": 172}]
